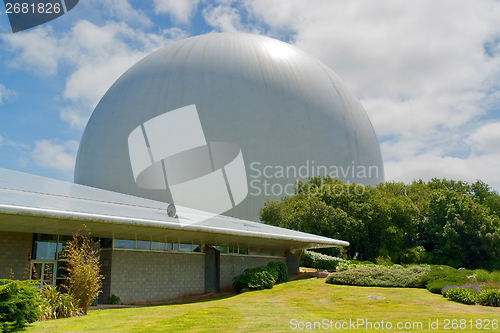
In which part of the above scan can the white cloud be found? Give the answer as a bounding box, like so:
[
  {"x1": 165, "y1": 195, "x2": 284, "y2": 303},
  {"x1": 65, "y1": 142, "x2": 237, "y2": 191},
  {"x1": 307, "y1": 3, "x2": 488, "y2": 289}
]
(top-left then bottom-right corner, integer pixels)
[
  {"x1": 241, "y1": 0, "x2": 500, "y2": 190},
  {"x1": 467, "y1": 122, "x2": 500, "y2": 154},
  {"x1": 0, "y1": 84, "x2": 15, "y2": 104},
  {"x1": 203, "y1": 4, "x2": 243, "y2": 33},
  {"x1": 57, "y1": 21, "x2": 187, "y2": 128},
  {"x1": 153, "y1": 0, "x2": 200, "y2": 23},
  {"x1": 91, "y1": 0, "x2": 152, "y2": 26},
  {"x1": 0, "y1": 27, "x2": 60, "y2": 76},
  {"x1": 31, "y1": 139, "x2": 79, "y2": 173},
  {"x1": 2, "y1": 19, "x2": 187, "y2": 129},
  {"x1": 0, "y1": 135, "x2": 3, "y2": 146},
  {"x1": 385, "y1": 152, "x2": 500, "y2": 193},
  {"x1": 59, "y1": 106, "x2": 90, "y2": 129}
]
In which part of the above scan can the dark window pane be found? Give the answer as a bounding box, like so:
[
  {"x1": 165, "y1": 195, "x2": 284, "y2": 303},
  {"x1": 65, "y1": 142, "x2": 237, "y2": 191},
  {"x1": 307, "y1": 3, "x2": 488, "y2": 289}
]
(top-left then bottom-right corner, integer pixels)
[
  {"x1": 34, "y1": 241, "x2": 57, "y2": 260},
  {"x1": 114, "y1": 239, "x2": 136, "y2": 249},
  {"x1": 137, "y1": 240, "x2": 150, "y2": 250}
]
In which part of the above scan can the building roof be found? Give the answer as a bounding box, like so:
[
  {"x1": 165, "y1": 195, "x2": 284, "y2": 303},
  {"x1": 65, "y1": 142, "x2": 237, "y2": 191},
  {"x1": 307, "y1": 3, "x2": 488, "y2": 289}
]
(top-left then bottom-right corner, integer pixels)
[{"x1": 0, "y1": 168, "x2": 349, "y2": 251}]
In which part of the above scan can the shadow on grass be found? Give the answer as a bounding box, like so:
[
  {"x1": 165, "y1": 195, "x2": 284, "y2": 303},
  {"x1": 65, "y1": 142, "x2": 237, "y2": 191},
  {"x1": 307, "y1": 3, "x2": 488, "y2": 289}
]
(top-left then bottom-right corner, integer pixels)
[{"x1": 155, "y1": 291, "x2": 237, "y2": 306}]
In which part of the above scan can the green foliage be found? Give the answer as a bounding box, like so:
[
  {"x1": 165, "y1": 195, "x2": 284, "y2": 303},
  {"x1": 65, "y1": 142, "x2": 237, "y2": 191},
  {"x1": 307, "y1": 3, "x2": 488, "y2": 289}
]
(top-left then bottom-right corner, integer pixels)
[
  {"x1": 444, "y1": 287, "x2": 478, "y2": 305},
  {"x1": 474, "y1": 269, "x2": 500, "y2": 282},
  {"x1": 232, "y1": 267, "x2": 276, "y2": 293},
  {"x1": 0, "y1": 279, "x2": 41, "y2": 332},
  {"x1": 411, "y1": 265, "x2": 468, "y2": 289},
  {"x1": 336, "y1": 260, "x2": 392, "y2": 272},
  {"x1": 426, "y1": 280, "x2": 464, "y2": 294},
  {"x1": 477, "y1": 289, "x2": 500, "y2": 307},
  {"x1": 474, "y1": 270, "x2": 491, "y2": 282},
  {"x1": 61, "y1": 229, "x2": 104, "y2": 315},
  {"x1": 325, "y1": 266, "x2": 430, "y2": 288},
  {"x1": 266, "y1": 262, "x2": 290, "y2": 283},
  {"x1": 107, "y1": 294, "x2": 121, "y2": 305},
  {"x1": 260, "y1": 177, "x2": 500, "y2": 270},
  {"x1": 39, "y1": 285, "x2": 80, "y2": 320},
  {"x1": 300, "y1": 250, "x2": 342, "y2": 270}
]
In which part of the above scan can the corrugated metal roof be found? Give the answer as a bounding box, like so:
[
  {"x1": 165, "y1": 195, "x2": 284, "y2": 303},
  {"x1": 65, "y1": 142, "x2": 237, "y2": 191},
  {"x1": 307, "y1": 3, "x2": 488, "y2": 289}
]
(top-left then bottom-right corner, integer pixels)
[{"x1": 0, "y1": 168, "x2": 349, "y2": 250}]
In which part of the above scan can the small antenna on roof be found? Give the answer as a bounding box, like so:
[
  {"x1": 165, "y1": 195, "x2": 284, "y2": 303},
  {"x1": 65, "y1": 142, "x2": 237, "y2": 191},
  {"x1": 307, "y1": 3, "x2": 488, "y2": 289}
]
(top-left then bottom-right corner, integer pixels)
[{"x1": 167, "y1": 204, "x2": 176, "y2": 218}]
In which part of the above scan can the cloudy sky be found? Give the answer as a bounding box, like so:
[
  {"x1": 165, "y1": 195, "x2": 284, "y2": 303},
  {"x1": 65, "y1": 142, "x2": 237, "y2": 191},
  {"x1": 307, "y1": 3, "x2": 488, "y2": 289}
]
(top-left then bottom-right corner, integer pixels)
[{"x1": 0, "y1": 0, "x2": 499, "y2": 191}]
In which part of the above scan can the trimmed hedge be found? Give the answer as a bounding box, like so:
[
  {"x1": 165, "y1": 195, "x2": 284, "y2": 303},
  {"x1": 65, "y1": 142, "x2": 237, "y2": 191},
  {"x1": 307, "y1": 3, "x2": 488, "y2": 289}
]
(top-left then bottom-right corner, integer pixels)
[
  {"x1": 0, "y1": 279, "x2": 41, "y2": 332},
  {"x1": 325, "y1": 266, "x2": 430, "y2": 288},
  {"x1": 232, "y1": 261, "x2": 290, "y2": 293},
  {"x1": 300, "y1": 250, "x2": 342, "y2": 270}
]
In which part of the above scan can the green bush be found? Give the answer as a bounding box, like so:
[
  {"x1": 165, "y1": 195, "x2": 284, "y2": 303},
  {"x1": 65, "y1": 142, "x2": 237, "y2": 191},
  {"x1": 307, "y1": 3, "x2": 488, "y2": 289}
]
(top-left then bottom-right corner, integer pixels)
[
  {"x1": 232, "y1": 267, "x2": 276, "y2": 293},
  {"x1": 325, "y1": 266, "x2": 429, "y2": 288},
  {"x1": 445, "y1": 287, "x2": 478, "y2": 305},
  {"x1": 107, "y1": 294, "x2": 121, "y2": 305},
  {"x1": 336, "y1": 260, "x2": 396, "y2": 272},
  {"x1": 426, "y1": 280, "x2": 465, "y2": 294},
  {"x1": 477, "y1": 289, "x2": 500, "y2": 307},
  {"x1": 473, "y1": 270, "x2": 500, "y2": 283},
  {"x1": 491, "y1": 271, "x2": 500, "y2": 282},
  {"x1": 411, "y1": 265, "x2": 467, "y2": 289},
  {"x1": 39, "y1": 285, "x2": 81, "y2": 320},
  {"x1": 267, "y1": 262, "x2": 291, "y2": 283},
  {"x1": 474, "y1": 269, "x2": 491, "y2": 282},
  {"x1": 300, "y1": 250, "x2": 342, "y2": 270},
  {"x1": 0, "y1": 279, "x2": 42, "y2": 332}
]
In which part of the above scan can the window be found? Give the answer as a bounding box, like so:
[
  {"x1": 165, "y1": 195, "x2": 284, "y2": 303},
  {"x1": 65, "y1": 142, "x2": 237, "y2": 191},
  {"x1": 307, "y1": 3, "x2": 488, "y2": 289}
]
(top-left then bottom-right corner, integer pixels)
[
  {"x1": 151, "y1": 241, "x2": 165, "y2": 251},
  {"x1": 136, "y1": 240, "x2": 150, "y2": 250},
  {"x1": 114, "y1": 239, "x2": 135, "y2": 249}
]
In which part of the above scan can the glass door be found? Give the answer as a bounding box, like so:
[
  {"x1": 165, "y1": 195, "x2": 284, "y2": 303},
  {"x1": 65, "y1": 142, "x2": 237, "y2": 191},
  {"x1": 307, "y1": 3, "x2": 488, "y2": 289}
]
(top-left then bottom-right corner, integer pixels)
[{"x1": 30, "y1": 260, "x2": 57, "y2": 288}]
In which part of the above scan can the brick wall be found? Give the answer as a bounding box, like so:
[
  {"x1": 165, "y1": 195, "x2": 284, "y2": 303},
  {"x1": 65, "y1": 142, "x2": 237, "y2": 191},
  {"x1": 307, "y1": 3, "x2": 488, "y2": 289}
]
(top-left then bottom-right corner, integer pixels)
[
  {"x1": 219, "y1": 254, "x2": 286, "y2": 289},
  {"x1": 0, "y1": 231, "x2": 32, "y2": 280},
  {"x1": 103, "y1": 249, "x2": 205, "y2": 304}
]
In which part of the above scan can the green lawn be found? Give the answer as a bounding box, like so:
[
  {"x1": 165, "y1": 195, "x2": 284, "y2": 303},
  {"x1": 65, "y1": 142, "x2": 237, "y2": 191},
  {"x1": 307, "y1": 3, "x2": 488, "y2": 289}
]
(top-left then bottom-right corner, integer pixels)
[{"x1": 27, "y1": 278, "x2": 500, "y2": 332}]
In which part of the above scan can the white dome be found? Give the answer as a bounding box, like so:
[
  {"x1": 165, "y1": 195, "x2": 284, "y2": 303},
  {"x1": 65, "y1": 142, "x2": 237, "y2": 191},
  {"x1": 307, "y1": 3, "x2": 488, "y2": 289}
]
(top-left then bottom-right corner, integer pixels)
[{"x1": 75, "y1": 33, "x2": 384, "y2": 221}]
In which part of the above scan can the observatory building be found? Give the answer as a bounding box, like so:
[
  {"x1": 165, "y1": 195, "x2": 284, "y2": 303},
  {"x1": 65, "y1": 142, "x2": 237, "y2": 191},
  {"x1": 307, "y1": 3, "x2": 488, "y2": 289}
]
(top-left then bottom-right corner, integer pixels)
[
  {"x1": 0, "y1": 33, "x2": 383, "y2": 304},
  {"x1": 75, "y1": 32, "x2": 384, "y2": 222}
]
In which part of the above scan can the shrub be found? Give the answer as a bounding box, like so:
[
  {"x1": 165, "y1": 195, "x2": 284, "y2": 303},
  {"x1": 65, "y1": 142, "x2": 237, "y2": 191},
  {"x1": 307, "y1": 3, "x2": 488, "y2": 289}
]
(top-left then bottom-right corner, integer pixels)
[
  {"x1": 474, "y1": 269, "x2": 491, "y2": 282},
  {"x1": 325, "y1": 266, "x2": 429, "y2": 288},
  {"x1": 441, "y1": 284, "x2": 481, "y2": 295},
  {"x1": 300, "y1": 250, "x2": 342, "y2": 270},
  {"x1": 61, "y1": 229, "x2": 104, "y2": 315},
  {"x1": 445, "y1": 287, "x2": 478, "y2": 305},
  {"x1": 232, "y1": 267, "x2": 276, "y2": 293},
  {"x1": 0, "y1": 279, "x2": 41, "y2": 332},
  {"x1": 426, "y1": 280, "x2": 464, "y2": 294},
  {"x1": 39, "y1": 285, "x2": 81, "y2": 320},
  {"x1": 375, "y1": 256, "x2": 393, "y2": 266},
  {"x1": 267, "y1": 262, "x2": 291, "y2": 283},
  {"x1": 491, "y1": 271, "x2": 500, "y2": 282},
  {"x1": 107, "y1": 294, "x2": 121, "y2": 305},
  {"x1": 411, "y1": 265, "x2": 467, "y2": 289},
  {"x1": 477, "y1": 289, "x2": 500, "y2": 307}
]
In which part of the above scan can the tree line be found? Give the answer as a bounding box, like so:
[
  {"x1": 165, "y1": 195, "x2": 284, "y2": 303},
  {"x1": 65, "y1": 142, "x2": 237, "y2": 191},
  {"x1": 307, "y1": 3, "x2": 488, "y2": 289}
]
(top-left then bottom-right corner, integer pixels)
[{"x1": 260, "y1": 177, "x2": 500, "y2": 270}]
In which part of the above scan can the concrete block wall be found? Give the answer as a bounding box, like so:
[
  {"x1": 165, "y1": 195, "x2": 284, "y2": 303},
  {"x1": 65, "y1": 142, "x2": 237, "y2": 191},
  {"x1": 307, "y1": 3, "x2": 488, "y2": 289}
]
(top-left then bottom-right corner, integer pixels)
[
  {"x1": 0, "y1": 231, "x2": 32, "y2": 280},
  {"x1": 105, "y1": 249, "x2": 205, "y2": 304},
  {"x1": 220, "y1": 254, "x2": 286, "y2": 289}
]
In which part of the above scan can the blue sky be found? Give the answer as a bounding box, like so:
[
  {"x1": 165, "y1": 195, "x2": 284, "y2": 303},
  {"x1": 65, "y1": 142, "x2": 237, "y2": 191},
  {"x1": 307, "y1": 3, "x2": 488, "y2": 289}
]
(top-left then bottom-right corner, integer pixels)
[{"x1": 0, "y1": 0, "x2": 499, "y2": 191}]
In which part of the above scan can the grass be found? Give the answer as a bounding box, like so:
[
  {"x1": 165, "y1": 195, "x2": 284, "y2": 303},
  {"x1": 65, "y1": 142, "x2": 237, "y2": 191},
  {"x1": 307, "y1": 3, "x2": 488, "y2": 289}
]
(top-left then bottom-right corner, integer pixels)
[{"x1": 26, "y1": 278, "x2": 500, "y2": 332}]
